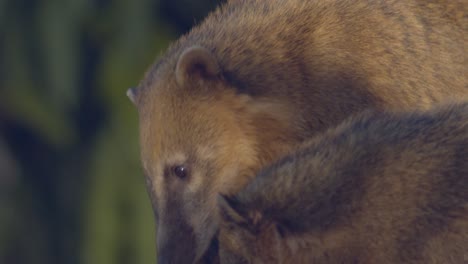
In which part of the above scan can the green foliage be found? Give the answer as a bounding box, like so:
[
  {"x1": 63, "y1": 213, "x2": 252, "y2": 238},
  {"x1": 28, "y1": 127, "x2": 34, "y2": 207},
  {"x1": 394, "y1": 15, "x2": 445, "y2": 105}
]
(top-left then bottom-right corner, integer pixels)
[{"x1": 0, "y1": 0, "x2": 222, "y2": 263}]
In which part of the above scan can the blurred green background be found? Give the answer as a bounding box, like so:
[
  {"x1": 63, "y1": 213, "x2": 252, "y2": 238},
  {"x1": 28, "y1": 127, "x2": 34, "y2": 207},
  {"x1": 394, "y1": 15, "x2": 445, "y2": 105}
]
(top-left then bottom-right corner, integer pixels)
[{"x1": 0, "y1": 0, "x2": 224, "y2": 263}]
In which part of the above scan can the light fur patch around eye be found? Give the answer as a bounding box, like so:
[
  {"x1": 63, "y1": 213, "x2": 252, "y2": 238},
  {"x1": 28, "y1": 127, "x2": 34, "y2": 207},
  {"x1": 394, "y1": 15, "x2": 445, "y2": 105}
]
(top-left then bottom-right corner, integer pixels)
[
  {"x1": 149, "y1": 152, "x2": 187, "y2": 212},
  {"x1": 187, "y1": 146, "x2": 218, "y2": 194},
  {"x1": 166, "y1": 152, "x2": 188, "y2": 167}
]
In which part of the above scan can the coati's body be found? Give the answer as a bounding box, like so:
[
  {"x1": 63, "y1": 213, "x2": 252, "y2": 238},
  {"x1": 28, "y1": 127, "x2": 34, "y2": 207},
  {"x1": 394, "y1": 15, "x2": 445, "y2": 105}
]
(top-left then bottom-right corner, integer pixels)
[
  {"x1": 128, "y1": 0, "x2": 467, "y2": 262},
  {"x1": 218, "y1": 102, "x2": 468, "y2": 264}
]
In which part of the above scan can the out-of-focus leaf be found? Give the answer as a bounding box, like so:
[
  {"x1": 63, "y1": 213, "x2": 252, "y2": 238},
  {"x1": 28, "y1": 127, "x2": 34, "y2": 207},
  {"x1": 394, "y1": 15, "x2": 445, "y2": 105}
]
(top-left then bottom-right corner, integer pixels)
[
  {"x1": 0, "y1": 0, "x2": 219, "y2": 263},
  {"x1": 82, "y1": 120, "x2": 155, "y2": 264},
  {"x1": 3, "y1": 87, "x2": 75, "y2": 146},
  {"x1": 98, "y1": 0, "x2": 175, "y2": 116},
  {"x1": 81, "y1": 130, "x2": 122, "y2": 264},
  {"x1": 2, "y1": 22, "x2": 75, "y2": 147},
  {"x1": 131, "y1": 175, "x2": 157, "y2": 264},
  {"x1": 0, "y1": 0, "x2": 5, "y2": 27},
  {"x1": 37, "y1": 0, "x2": 90, "y2": 109},
  {"x1": 0, "y1": 137, "x2": 18, "y2": 252},
  {"x1": 80, "y1": 1, "x2": 168, "y2": 263}
]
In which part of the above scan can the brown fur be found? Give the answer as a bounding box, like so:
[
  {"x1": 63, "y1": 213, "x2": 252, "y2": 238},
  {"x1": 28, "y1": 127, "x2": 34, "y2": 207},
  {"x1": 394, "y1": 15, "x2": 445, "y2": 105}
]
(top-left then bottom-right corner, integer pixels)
[
  {"x1": 129, "y1": 0, "x2": 467, "y2": 262},
  {"x1": 218, "y1": 102, "x2": 468, "y2": 264}
]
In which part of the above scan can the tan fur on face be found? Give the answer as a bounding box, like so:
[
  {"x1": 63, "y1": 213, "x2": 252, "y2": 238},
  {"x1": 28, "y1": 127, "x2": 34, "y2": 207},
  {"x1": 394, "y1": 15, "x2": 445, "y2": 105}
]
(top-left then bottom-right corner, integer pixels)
[
  {"x1": 138, "y1": 77, "x2": 303, "y2": 261},
  {"x1": 132, "y1": 0, "x2": 467, "y2": 262}
]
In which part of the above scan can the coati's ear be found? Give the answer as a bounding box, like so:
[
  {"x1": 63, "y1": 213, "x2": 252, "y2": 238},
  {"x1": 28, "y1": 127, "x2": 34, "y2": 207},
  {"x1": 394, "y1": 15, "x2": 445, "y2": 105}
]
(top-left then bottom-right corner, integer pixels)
[
  {"x1": 126, "y1": 87, "x2": 139, "y2": 105},
  {"x1": 218, "y1": 194, "x2": 264, "y2": 233},
  {"x1": 175, "y1": 46, "x2": 221, "y2": 87}
]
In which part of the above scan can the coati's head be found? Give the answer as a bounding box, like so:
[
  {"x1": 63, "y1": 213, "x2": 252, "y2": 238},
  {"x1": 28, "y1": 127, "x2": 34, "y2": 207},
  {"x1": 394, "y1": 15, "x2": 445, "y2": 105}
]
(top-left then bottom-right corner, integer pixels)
[{"x1": 128, "y1": 46, "x2": 300, "y2": 263}]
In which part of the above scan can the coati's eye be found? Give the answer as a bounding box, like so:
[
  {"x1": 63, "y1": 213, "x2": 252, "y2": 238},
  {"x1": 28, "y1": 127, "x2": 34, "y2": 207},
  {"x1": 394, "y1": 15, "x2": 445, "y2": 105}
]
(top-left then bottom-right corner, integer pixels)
[{"x1": 173, "y1": 165, "x2": 189, "y2": 180}]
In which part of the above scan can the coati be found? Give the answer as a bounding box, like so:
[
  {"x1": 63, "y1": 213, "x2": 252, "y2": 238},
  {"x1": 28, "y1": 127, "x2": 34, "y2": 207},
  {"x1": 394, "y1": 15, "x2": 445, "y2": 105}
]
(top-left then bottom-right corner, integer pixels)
[
  {"x1": 218, "y1": 102, "x2": 468, "y2": 264},
  {"x1": 127, "y1": 0, "x2": 467, "y2": 262}
]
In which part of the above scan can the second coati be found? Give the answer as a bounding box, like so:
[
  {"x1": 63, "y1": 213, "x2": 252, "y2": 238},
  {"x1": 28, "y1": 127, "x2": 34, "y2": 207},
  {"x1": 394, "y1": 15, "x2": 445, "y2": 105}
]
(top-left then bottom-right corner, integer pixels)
[{"x1": 218, "y1": 102, "x2": 468, "y2": 264}]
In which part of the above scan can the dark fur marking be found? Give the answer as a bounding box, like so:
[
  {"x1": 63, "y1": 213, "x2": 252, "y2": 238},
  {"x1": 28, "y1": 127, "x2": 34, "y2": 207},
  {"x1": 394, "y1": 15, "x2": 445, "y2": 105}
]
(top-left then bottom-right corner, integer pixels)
[
  {"x1": 236, "y1": 127, "x2": 382, "y2": 234},
  {"x1": 397, "y1": 139, "x2": 468, "y2": 262}
]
